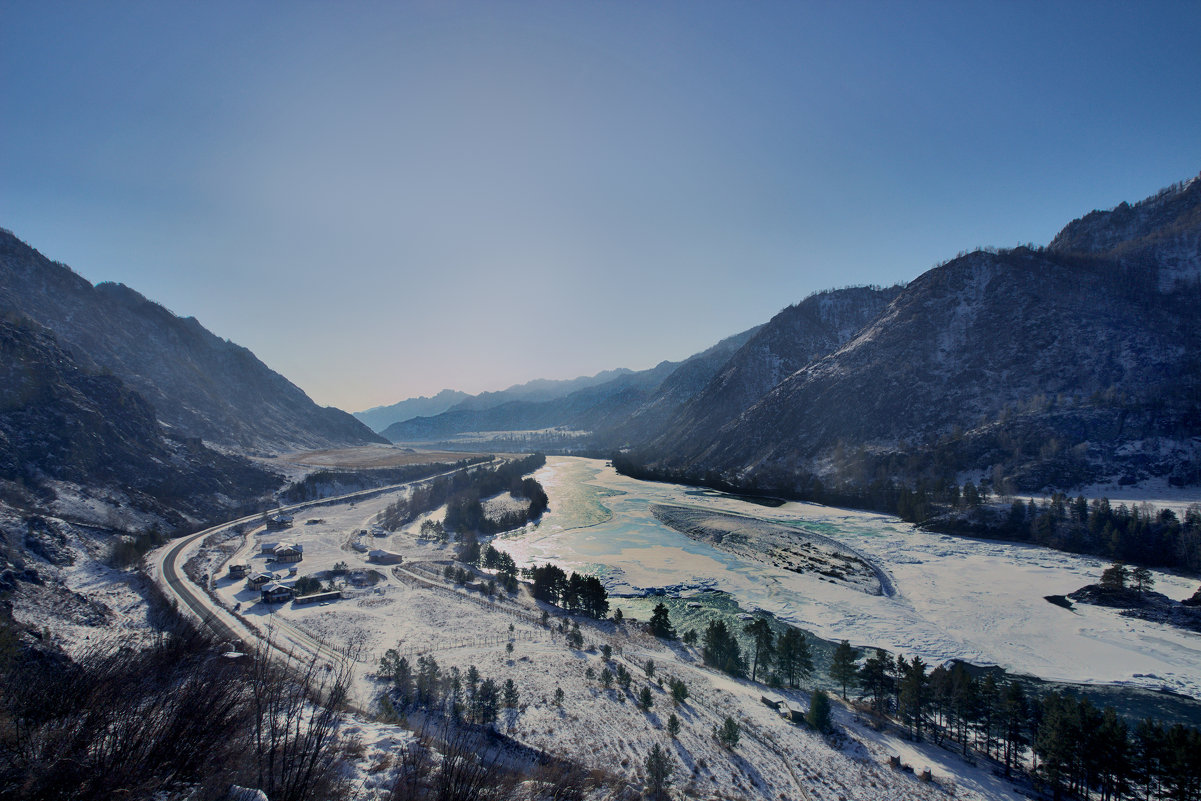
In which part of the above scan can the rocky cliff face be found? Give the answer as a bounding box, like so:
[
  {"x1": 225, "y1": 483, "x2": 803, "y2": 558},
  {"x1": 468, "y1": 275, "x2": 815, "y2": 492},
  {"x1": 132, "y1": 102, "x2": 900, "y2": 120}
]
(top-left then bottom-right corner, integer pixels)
[
  {"x1": 633, "y1": 174, "x2": 1201, "y2": 493},
  {"x1": 0, "y1": 316, "x2": 279, "y2": 520},
  {"x1": 0, "y1": 230, "x2": 385, "y2": 453}
]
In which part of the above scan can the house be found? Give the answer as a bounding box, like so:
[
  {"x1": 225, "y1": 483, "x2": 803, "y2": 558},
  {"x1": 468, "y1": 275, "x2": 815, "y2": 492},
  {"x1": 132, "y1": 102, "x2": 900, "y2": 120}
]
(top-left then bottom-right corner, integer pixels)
[
  {"x1": 261, "y1": 582, "x2": 294, "y2": 603},
  {"x1": 247, "y1": 572, "x2": 274, "y2": 589},
  {"x1": 272, "y1": 543, "x2": 303, "y2": 563},
  {"x1": 228, "y1": 563, "x2": 250, "y2": 579},
  {"x1": 266, "y1": 514, "x2": 294, "y2": 530},
  {"x1": 294, "y1": 590, "x2": 342, "y2": 605},
  {"x1": 367, "y1": 549, "x2": 403, "y2": 564}
]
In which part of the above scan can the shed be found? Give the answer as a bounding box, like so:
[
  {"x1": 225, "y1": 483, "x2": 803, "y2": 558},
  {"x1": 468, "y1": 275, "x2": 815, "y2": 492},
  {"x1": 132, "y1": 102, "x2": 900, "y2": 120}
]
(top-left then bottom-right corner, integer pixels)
[
  {"x1": 294, "y1": 590, "x2": 342, "y2": 604},
  {"x1": 760, "y1": 693, "x2": 784, "y2": 710},
  {"x1": 368, "y1": 549, "x2": 403, "y2": 564},
  {"x1": 779, "y1": 702, "x2": 805, "y2": 723},
  {"x1": 261, "y1": 582, "x2": 294, "y2": 603},
  {"x1": 228, "y1": 563, "x2": 250, "y2": 579}
]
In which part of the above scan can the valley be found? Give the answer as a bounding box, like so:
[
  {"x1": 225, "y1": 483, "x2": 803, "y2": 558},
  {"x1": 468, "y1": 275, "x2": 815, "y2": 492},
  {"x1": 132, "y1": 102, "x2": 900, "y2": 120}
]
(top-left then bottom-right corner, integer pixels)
[{"x1": 150, "y1": 450, "x2": 1201, "y2": 800}]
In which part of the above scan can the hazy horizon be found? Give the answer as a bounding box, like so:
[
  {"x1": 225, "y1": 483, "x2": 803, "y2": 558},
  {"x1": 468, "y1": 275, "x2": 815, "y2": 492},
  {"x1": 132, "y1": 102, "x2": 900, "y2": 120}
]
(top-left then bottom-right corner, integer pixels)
[{"x1": 4, "y1": 2, "x2": 1200, "y2": 411}]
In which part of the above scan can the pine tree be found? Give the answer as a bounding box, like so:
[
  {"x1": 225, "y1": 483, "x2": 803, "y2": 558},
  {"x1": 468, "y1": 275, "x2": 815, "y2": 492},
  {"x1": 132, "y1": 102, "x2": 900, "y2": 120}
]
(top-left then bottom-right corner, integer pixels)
[
  {"x1": 715, "y1": 716, "x2": 740, "y2": 749},
  {"x1": 806, "y1": 690, "x2": 832, "y2": 733},
  {"x1": 638, "y1": 686, "x2": 653, "y2": 711},
  {"x1": 667, "y1": 713, "x2": 681, "y2": 737},
  {"x1": 829, "y1": 640, "x2": 859, "y2": 700},
  {"x1": 644, "y1": 743, "x2": 675, "y2": 799},
  {"x1": 649, "y1": 603, "x2": 676, "y2": 639},
  {"x1": 502, "y1": 678, "x2": 519, "y2": 709},
  {"x1": 776, "y1": 627, "x2": 814, "y2": 689},
  {"x1": 1131, "y1": 565, "x2": 1154, "y2": 593},
  {"x1": 743, "y1": 618, "x2": 774, "y2": 683}
]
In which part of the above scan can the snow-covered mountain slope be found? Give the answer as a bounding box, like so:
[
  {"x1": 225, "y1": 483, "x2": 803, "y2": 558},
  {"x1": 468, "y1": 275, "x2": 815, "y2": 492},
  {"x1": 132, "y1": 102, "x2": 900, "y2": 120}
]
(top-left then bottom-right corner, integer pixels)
[
  {"x1": 632, "y1": 174, "x2": 1201, "y2": 493},
  {"x1": 0, "y1": 229, "x2": 385, "y2": 453}
]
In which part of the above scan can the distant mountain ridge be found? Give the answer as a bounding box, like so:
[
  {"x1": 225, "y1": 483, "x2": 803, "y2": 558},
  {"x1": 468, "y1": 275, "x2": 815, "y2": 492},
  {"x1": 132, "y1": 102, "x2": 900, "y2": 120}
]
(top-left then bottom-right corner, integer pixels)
[
  {"x1": 378, "y1": 327, "x2": 760, "y2": 449},
  {"x1": 0, "y1": 229, "x2": 385, "y2": 453}
]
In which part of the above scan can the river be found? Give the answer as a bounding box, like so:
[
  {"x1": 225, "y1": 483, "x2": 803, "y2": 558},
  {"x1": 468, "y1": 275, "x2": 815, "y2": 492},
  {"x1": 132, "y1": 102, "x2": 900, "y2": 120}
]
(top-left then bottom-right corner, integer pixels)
[{"x1": 497, "y1": 456, "x2": 1201, "y2": 703}]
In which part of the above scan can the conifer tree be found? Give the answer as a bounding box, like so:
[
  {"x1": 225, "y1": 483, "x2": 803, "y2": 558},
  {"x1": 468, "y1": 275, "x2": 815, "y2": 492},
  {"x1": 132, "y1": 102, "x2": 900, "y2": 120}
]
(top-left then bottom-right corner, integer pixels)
[
  {"x1": 744, "y1": 618, "x2": 774, "y2": 683},
  {"x1": 829, "y1": 640, "x2": 859, "y2": 700}
]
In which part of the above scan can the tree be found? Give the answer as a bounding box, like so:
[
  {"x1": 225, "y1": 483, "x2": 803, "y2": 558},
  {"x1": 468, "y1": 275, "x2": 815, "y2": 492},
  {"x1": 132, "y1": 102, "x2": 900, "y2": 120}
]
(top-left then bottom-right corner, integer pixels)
[
  {"x1": 1131, "y1": 565, "x2": 1154, "y2": 594},
  {"x1": 502, "y1": 678, "x2": 519, "y2": 709},
  {"x1": 613, "y1": 607, "x2": 624, "y2": 624},
  {"x1": 743, "y1": 618, "x2": 774, "y2": 683},
  {"x1": 638, "y1": 686, "x2": 653, "y2": 711},
  {"x1": 898, "y1": 655, "x2": 930, "y2": 740},
  {"x1": 669, "y1": 677, "x2": 689, "y2": 705},
  {"x1": 644, "y1": 659, "x2": 655, "y2": 678},
  {"x1": 644, "y1": 743, "x2": 675, "y2": 799},
  {"x1": 553, "y1": 686, "x2": 565, "y2": 707},
  {"x1": 859, "y1": 649, "x2": 893, "y2": 714},
  {"x1": 702, "y1": 619, "x2": 745, "y2": 677},
  {"x1": 1100, "y1": 560, "x2": 1130, "y2": 591},
  {"x1": 667, "y1": 713, "x2": 681, "y2": 737},
  {"x1": 599, "y1": 668, "x2": 613, "y2": 689},
  {"x1": 807, "y1": 690, "x2": 832, "y2": 733},
  {"x1": 715, "y1": 715, "x2": 740, "y2": 749},
  {"x1": 776, "y1": 627, "x2": 814, "y2": 689},
  {"x1": 829, "y1": 640, "x2": 859, "y2": 700},
  {"x1": 649, "y1": 603, "x2": 676, "y2": 639}
]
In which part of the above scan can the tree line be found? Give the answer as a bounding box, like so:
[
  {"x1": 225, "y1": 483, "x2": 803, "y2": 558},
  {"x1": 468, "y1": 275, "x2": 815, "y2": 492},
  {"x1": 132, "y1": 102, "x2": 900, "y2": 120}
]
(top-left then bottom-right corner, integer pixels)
[
  {"x1": 826, "y1": 644, "x2": 1201, "y2": 801},
  {"x1": 526, "y1": 563, "x2": 609, "y2": 619},
  {"x1": 612, "y1": 455, "x2": 1201, "y2": 572},
  {"x1": 377, "y1": 454, "x2": 548, "y2": 534}
]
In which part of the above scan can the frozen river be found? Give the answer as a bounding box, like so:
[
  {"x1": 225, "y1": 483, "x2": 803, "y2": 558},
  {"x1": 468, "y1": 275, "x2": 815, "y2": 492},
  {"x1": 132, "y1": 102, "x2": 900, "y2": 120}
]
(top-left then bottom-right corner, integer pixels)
[{"x1": 498, "y1": 456, "x2": 1201, "y2": 698}]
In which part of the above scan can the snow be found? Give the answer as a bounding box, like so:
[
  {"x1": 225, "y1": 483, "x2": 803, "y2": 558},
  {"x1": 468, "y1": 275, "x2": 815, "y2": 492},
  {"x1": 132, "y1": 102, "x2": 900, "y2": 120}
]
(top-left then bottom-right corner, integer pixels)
[
  {"x1": 500, "y1": 457, "x2": 1201, "y2": 698},
  {"x1": 161, "y1": 475, "x2": 1014, "y2": 799}
]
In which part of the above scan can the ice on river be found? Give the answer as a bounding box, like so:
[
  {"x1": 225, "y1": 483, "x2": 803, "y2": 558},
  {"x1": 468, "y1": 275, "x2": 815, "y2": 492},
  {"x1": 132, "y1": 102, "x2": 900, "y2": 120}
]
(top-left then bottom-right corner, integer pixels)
[{"x1": 499, "y1": 457, "x2": 1201, "y2": 698}]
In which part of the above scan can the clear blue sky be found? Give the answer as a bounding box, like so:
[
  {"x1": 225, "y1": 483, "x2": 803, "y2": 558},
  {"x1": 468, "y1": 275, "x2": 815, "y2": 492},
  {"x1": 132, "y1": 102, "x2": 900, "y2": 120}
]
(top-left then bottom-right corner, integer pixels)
[{"x1": 3, "y1": 1, "x2": 1200, "y2": 412}]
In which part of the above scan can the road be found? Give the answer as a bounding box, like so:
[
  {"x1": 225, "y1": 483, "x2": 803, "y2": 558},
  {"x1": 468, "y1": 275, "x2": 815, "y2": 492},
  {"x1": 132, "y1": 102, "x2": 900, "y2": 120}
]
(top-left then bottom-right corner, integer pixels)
[{"x1": 151, "y1": 466, "x2": 476, "y2": 704}]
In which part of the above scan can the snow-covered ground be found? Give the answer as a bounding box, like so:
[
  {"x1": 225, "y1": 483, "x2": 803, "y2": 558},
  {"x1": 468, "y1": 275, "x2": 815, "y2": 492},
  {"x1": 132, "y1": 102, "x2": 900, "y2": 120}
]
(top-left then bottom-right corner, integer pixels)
[
  {"x1": 500, "y1": 457, "x2": 1201, "y2": 698},
  {"x1": 179, "y1": 482, "x2": 1018, "y2": 799}
]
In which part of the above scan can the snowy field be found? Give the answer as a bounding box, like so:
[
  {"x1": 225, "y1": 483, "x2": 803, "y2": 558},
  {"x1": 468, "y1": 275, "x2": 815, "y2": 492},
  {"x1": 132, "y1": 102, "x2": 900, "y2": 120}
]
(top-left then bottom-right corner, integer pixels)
[
  {"x1": 184, "y1": 480, "x2": 1023, "y2": 799},
  {"x1": 500, "y1": 457, "x2": 1201, "y2": 698}
]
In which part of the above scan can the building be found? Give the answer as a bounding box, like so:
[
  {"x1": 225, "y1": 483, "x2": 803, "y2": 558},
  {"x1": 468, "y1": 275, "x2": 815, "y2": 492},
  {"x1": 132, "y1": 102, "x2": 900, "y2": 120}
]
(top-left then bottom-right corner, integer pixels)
[
  {"x1": 367, "y1": 549, "x2": 403, "y2": 564},
  {"x1": 228, "y1": 563, "x2": 251, "y2": 579},
  {"x1": 272, "y1": 543, "x2": 303, "y2": 563},
  {"x1": 266, "y1": 514, "x2": 294, "y2": 530},
  {"x1": 247, "y1": 572, "x2": 274, "y2": 589},
  {"x1": 294, "y1": 590, "x2": 342, "y2": 604},
  {"x1": 260, "y1": 582, "x2": 294, "y2": 603}
]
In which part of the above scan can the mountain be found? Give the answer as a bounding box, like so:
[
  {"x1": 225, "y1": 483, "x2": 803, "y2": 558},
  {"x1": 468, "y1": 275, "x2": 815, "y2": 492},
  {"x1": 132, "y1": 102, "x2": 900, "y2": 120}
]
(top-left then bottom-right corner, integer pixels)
[
  {"x1": 379, "y1": 327, "x2": 760, "y2": 450},
  {"x1": 380, "y1": 362, "x2": 677, "y2": 446},
  {"x1": 631, "y1": 174, "x2": 1201, "y2": 494},
  {"x1": 354, "y1": 389, "x2": 472, "y2": 433},
  {"x1": 0, "y1": 229, "x2": 385, "y2": 453},
  {"x1": 0, "y1": 314, "x2": 279, "y2": 522},
  {"x1": 643, "y1": 285, "x2": 903, "y2": 459}
]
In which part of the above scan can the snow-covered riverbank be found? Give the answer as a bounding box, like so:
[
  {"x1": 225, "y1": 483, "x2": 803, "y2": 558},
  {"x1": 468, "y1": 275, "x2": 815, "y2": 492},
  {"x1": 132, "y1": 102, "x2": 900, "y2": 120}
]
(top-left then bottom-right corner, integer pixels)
[{"x1": 500, "y1": 457, "x2": 1201, "y2": 698}]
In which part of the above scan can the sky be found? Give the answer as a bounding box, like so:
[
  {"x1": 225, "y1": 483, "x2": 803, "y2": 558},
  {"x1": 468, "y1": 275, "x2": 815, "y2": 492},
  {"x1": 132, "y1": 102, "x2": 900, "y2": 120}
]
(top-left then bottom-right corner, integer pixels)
[{"x1": 3, "y1": 2, "x2": 1200, "y2": 413}]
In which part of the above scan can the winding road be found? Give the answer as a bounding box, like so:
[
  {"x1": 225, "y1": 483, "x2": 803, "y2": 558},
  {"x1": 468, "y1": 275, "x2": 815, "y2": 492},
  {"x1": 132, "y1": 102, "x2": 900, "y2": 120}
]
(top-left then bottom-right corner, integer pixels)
[{"x1": 151, "y1": 466, "x2": 477, "y2": 702}]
